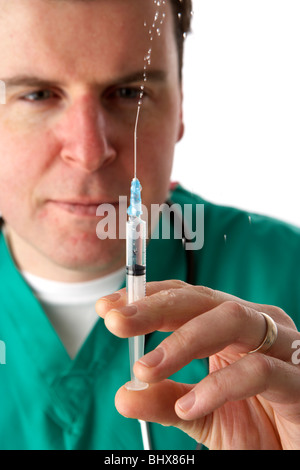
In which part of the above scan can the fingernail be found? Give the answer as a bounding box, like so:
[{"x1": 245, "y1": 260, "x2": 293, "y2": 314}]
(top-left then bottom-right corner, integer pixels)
[
  {"x1": 138, "y1": 347, "x2": 164, "y2": 368},
  {"x1": 112, "y1": 305, "x2": 138, "y2": 317},
  {"x1": 177, "y1": 392, "x2": 196, "y2": 413},
  {"x1": 102, "y1": 293, "x2": 121, "y2": 302}
]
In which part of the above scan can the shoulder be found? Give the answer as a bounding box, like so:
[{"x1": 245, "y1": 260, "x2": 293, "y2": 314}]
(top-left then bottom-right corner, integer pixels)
[
  {"x1": 170, "y1": 183, "x2": 300, "y2": 247},
  {"x1": 169, "y1": 183, "x2": 300, "y2": 327}
]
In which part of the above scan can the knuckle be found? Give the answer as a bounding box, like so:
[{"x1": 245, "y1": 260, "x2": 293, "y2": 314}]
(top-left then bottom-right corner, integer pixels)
[
  {"x1": 194, "y1": 285, "x2": 215, "y2": 296},
  {"x1": 144, "y1": 289, "x2": 176, "y2": 309},
  {"x1": 171, "y1": 279, "x2": 188, "y2": 288},
  {"x1": 207, "y1": 369, "x2": 225, "y2": 396},
  {"x1": 261, "y1": 304, "x2": 296, "y2": 329},
  {"x1": 261, "y1": 304, "x2": 284, "y2": 317},
  {"x1": 221, "y1": 300, "x2": 246, "y2": 321},
  {"x1": 144, "y1": 282, "x2": 188, "y2": 311},
  {"x1": 168, "y1": 328, "x2": 192, "y2": 354},
  {"x1": 248, "y1": 353, "x2": 274, "y2": 382}
]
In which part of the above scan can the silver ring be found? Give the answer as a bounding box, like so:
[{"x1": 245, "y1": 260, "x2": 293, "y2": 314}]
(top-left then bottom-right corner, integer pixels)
[{"x1": 248, "y1": 312, "x2": 278, "y2": 354}]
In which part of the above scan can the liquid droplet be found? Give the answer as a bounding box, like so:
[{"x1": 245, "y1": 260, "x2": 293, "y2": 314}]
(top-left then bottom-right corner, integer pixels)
[{"x1": 133, "y1": 0, "x2": 166, "y2": 178}]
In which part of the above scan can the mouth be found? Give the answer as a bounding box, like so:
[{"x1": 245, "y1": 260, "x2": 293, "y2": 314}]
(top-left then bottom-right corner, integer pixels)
[{"x1": 47, "y1": 199, "x2": 119, "y2": 217}]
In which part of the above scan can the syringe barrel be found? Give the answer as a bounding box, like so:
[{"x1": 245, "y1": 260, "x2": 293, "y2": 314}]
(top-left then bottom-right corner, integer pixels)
[
  {"x1": 126, "y1": 217, "x2": 146, "y2": 305},
  {"x1": 126, "y1": 216, "x2": 148, "y2": 390},
  {"x1": 125, "y1": 178, "x2": 148, "y2": 391}
]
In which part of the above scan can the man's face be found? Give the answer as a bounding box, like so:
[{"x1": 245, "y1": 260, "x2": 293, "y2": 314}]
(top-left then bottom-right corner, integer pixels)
[{"x1": 0, "y1": 0, "x2": 183, "y2": 280}]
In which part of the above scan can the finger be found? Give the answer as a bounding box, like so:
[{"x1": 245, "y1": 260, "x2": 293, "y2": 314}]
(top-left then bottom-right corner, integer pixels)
[
  {"x1": 115, "y1": 379, "x2": 190, "y2": 425},
  {"x1": 96, "y1": 280, "x2": 296, "y2": 332},
  {"x1": 115, "y1": 379, "x2": 204, "y2": 441},
  {"x1": 97, "y1": 282, "x2": 235, "y2": 338},
  {"x1": 175, "y1": 354, "x2": 300, "y2": 423},
  {"x1": 96, "y1": 280, "x2": 295, "y2": 340},
  {"x1": 95, "y1": 286, "x2": 127, "y2": 315},
  {"x1": 134, "y1": 302, "x2": 299, "y2": 383},
  {"x1": 95, "y1": 280, "x2": 190, "y2": 319}
]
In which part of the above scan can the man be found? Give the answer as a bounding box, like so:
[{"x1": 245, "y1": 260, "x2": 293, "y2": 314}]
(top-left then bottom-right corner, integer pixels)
[{"x1": 0, "y1": 0, "x2": 300, "y2": 450}]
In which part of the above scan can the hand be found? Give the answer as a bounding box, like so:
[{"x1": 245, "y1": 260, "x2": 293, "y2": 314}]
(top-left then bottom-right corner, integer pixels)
[{"x1": 96, "y1": 280, "x2": 300, "y2": 450}]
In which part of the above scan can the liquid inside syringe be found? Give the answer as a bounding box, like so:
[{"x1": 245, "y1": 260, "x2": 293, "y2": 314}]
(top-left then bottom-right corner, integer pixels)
[{"x1": 125, "y1": 178, "x2": 148, "y2": 391}]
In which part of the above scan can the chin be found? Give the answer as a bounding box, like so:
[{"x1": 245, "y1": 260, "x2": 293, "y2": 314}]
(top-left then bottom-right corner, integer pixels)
[{"x1": 46, "y1": 236, "x2": 126, "y2": 274}]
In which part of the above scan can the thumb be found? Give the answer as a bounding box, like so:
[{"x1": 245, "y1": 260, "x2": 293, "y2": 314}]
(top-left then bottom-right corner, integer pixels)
[{"x1": 115, "y1": 379, "x2": 203, "y2": 441}]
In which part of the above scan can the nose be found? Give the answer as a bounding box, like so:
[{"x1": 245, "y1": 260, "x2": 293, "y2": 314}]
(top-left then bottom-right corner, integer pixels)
[{"x1": 57, "y1": 95, "x2": 116, "y2": 172}]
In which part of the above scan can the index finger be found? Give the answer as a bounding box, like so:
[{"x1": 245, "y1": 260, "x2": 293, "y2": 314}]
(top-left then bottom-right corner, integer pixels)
[{"x1": 96, "y1": 280, "x2": 251, "y2": 338}]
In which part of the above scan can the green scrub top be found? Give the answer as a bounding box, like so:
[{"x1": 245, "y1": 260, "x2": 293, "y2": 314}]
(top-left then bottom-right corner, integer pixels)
[{"x1": 0, "y1": 184, "x2": 299, "y2": 450}]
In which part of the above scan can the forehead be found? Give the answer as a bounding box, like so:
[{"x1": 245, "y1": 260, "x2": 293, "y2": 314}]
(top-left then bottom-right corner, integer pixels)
[{"x1": 0, "y1": 0, "x2": 178, "y2": 83}]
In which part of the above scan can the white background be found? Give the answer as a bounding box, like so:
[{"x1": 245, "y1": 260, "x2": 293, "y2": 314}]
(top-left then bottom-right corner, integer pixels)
[{"x1": 172, "y1": 1, "x2": 300, "y2": 226}]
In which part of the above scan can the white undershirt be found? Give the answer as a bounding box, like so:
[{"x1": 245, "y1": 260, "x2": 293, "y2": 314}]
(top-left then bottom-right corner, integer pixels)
[{"x1": 21, "y1": 268, "x2": 125, "y2": 358}]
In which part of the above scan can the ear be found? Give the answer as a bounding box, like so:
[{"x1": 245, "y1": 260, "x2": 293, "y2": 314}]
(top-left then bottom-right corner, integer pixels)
[
  {"x1": 176, "y1": 89, "x2": 185, "y2": 143},
  {"x1": 177, "y1": 119, "x2": 185, "y2": 143}
]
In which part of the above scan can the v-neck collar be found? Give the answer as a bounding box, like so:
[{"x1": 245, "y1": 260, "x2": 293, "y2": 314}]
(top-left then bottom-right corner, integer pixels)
[{"x1": 0, "y1": 233, "x2": 126, "y2": 426}]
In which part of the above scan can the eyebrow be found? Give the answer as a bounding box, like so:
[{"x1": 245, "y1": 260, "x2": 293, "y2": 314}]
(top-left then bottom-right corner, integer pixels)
[
  {"x1": 1, "y1": 70, "x2": 167, "y2": 90},
  {"x1": 1, "y1": 76, "x2": 65, "y2": 89},
  {"x1": 114, "y1": 70, "x2": 167, "y2": 85}
]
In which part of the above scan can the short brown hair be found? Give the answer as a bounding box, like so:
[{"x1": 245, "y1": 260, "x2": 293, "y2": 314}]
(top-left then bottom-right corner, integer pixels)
[{"x1": 169, "y1": 0, "x2": 193, "y2": 77}]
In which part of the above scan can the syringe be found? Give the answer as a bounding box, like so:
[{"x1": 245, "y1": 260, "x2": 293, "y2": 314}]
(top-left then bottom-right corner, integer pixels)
[{"x1": 125, "y1": 177, "x2": 149, "y2": 391}]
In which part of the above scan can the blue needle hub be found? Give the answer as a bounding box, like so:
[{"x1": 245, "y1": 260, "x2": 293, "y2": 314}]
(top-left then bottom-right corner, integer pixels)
[{"x1": 127, "y1": 177, "x2": 143, "y2": 217}]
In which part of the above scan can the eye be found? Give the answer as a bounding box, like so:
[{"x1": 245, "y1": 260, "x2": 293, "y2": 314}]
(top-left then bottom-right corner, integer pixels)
[
  {"x1": 103, "y1": 84, "x2": 149, "y2": 112},
  {"x1": 21, "y1": 89, "x2": 57, "y2": 102},
  {"x1": 116, "y1": 87, "x2": 144, "y2": 100}
]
